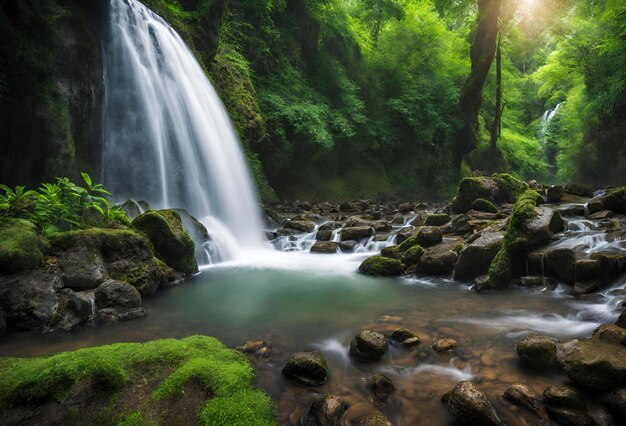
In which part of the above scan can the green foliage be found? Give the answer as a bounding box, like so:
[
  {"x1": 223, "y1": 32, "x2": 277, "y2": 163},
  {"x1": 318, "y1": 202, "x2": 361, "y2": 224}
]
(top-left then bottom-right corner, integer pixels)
[
  {"x1": 0, "y1": 174, "x2": 129, "y2": 233},
  {"x1": 0, "y1": 336, "x2": 276, "y2": 425},
  {"x1": 358, "y1": 255, "x2": 404, "y2": 276},
  {"x1": 0, "y1": 218, "x2": 46, "y2": 273}
]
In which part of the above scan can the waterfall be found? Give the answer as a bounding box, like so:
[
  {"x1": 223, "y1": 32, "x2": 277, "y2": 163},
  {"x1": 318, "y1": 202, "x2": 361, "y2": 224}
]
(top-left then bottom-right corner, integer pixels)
[
  {"x1": 540, "y1": 102, "x2": 562, "y2": 144},
  {"x1": 102, "y1": 0, "x2": 266, "y2": 260}
]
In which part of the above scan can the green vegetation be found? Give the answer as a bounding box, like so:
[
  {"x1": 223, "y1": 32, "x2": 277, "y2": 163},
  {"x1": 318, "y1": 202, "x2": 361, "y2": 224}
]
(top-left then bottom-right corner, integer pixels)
[
  {"x1": 0, "y1": 218, "x2": 46, "y2": 273},
  {"x1": 0, "y1": 173, "x2": 129, "y2": 235},
  {"x1": 471, "y1": 198, "x2": 499, "y2": 213},
  {"x1": 358, "y1": 255, "x2": 404, "y2": 276},
  {"x1": 0, "y1": 335, "x2": 276, "y2": 425}
]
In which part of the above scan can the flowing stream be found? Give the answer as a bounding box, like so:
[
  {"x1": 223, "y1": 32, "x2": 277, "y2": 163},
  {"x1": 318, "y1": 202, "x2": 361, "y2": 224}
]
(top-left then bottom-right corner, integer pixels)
[{"x1": 102, "y1": 0, "x2": 265, "y2": 259}]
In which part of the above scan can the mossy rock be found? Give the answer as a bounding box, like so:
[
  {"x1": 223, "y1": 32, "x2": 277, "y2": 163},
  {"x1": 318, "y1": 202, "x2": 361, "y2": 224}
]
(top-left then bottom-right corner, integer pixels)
[
  {"x1": 424, "y1": 213, "x2": 451, "y2": 226},
  {"x1": 380, "y1": 245, "x2": 402, "y2": 260},
  {"x1": 401, "y1": 244, "x2": 425, "y2": 266},
  {"x1": 132, "y1": 210, "x2": 198, "y2": 275},
  {"x1": 0, "y1": 218, "x2": 46, "y2": 274},
  {"x1": 397, "y1": 227, "x2": 442, "y2": 252},
  {"x1": 282, "y1": 350, "x2": 328, "y2": 386},
  {"x1": 451, "y1": 174, "x2": 524, "y2": 213},
  {"x1": 0, "y1": 335, "x2": 276, "y2": 425},
  {"x1": 358, "y1": 256, "x2": 403, "y2": 276},
  {"x1": 471, "y1": 198, "x2": 499, "y2": 213},
  {"x1": 492, "y1": 173, "x2": 528, "y2": 199}
]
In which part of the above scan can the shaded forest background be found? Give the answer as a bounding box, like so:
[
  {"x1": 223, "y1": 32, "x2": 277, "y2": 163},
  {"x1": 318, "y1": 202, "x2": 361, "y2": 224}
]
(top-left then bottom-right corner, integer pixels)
[{"x1": 0, "y1": 0, "x2": 624, "y2": 202}]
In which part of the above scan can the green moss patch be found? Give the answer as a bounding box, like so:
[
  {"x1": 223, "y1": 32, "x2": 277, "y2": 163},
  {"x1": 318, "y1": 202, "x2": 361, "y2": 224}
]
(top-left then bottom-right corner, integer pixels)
[
  {"x1": 0, "y1": 218, "x2": 45, "y2": 273},
  {"x1": 0, "y1": 336, "x2": 276, "y2": 425},
  {"x1": 470, "y1": 198, "x2": 499, "y2": 213},
  {"x1": 359, "y1": 255, "x2": 404, "y2": 276},
  {"x1": 493, "y1": 173, "x2": 529, "y2": 199}
]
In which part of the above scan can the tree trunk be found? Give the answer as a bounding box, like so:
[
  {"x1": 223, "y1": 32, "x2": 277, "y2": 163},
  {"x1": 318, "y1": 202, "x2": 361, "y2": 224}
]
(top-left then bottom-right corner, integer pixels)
[
  {"x1": 490, "y1": 31, "x2": 502, "y2": 150},
  {"x1": 453, "y1": 0, "x2": 502, "y2": 167}
]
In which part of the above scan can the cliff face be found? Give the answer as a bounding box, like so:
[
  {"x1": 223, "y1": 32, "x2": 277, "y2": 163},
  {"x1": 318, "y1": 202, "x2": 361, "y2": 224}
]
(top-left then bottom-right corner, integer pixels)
[{"x1": 0, "y1": 0, "x2": 107, "y2": 187}]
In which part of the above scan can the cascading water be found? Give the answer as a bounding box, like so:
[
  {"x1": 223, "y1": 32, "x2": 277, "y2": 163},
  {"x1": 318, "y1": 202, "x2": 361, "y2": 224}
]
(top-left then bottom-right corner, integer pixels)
[
  {"x1": 102, "y1": 0, "x2": 265, "y2": 261},
  {"x1": 540, "y1": 102, "x2": 562, "y2": 144}
]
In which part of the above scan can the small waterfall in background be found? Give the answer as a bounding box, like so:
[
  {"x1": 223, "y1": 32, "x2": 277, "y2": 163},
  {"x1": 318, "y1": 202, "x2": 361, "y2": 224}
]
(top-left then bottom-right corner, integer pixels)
[
  {"x1": 102, "y1": 0, "x2": 266, "y2": 262},
  {"x1": 540, "y1": 102, "x2": 562, "y2": 144}
]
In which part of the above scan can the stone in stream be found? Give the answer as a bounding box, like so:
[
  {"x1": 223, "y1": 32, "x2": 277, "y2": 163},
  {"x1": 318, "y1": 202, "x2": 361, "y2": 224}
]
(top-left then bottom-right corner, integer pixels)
[
  {"x1": 310, "y1": 241, "x2": 339, "y2": 254},
  {"x1": 433, "y1": 337, "x2": 457, "y2": 352},
  {"x1": 544, "y1": 247, "x2": 576, "y2": 285},
  {"x1": 367, "y1": 373, "x2": 395, "y2": 403},
  {"x1": 282, "y1": 351, "x2": 328, "y2": 386},
  {"x1": 420, "y1": 243, "x2": 460, "y2": 275},
  {"x1": 95, "y1": 279, "x2": 141, "y2": 309},
  {"x1": 401, "y1": 244, "x2": 426, "y2": 267},
  {"x1": 443, "y1": 381, "x2": 501, "y2": 425},
  {"x1": 390, "y1": 328, "x2": 420, "y2": 347},
  {"x1": 424, "y1": 213, "x2": 451, "y2": 226},
  {"x1": 284, "y1": 219, "x2": 317, "y2": 233},
  {"x1": 303, "y1": 394, "x2": 348, "y2": 426},
  {"x1": 357, "y1": 414, "x2": 393, "y2": 426},
  {"x1": 565, "y1": 183, "x2": 594, "y2": 197},
  {"x1": 543, "y1": 385, "x2": 586, "y2": 409},
  {"x1": 380, "y1": 245, "x2": 402, "y2": 260},
  {"x1": 340, "y1": 226, "x2": 374, "y2": 241},
  {"x1": 349, "y1": 330, "x2": 389, "y2": 361},
  {"x1": 603, "y1": 388, "x2": 626, "y2": 418},
  {"x1": 471, "y1": 198, "x2": 499, "y2": 213},
  {"x1": 508, "y1": 207, "x2": 564, "y2": 254},
  {"x1": 588, "y1": 210, "x2": 614, "y2": 220},
  {"x1": 547, "y1": 185, "x2": 565, "y2": 203},
  {"x1": 454, "y1": 232, "x2": 503, "y2": 281},
  {"x1": 516, "y1": 334, "x2": 559, "y2": 369},
  {"x1": 358, "y1": 256, "x2": 403, "y2": 276},
  {"x1": 617, "y1": 309, "x2": 626, "y2": 329},
  {"x1": 592, "y1": 324, "x2": 626, "y2": 346},
  {"x1": 503, "y1": 383, "x2": 537, "y2": 411},
  {"x1": 97, "y1": 306, "x2": 146, "y2": 324}
]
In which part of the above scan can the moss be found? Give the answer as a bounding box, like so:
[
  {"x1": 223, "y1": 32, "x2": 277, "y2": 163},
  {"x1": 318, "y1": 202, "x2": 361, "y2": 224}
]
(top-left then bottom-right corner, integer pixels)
[
  {"x1": 358, "y1": 255, "x2": 404, "y2": 276},
  {"x1": 450, "y1": 177, "x2": 493, "y2": 212},
  {"x1": 397, "y1": 228, "x2": 423, "y2": 252},
  {"x1": 0, "y1": 218, "x2": 46, "y2": 273},
  {"x1": 380, "y1": 245, "x2": 402, "y2": 259},
  {"x1": 487, "y1": 249, "x2": 512, "y2": 289},
  {"x1": 470, "y1": 198, "x2": 499, "y2": 213},
  {"x1": 424, "y1": 213, "x2": 451, "y2": 226},
  {"x1": 401, "y1": 244, "x2": 425, "y2": 266},
  {"x1": 132, "y1": 210, "x2": 198, "y2": 274},
  {"x1": 0, "y1": 336, "x2": 275, "y2": 425},
  {"x1": 493, "y1": 173, "x2": 529, "y2": 199}
]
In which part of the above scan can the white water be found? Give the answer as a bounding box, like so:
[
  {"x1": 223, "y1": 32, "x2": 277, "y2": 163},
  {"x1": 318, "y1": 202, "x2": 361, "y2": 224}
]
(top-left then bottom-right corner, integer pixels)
[
  {"x1": 540, "y1": 102, "x2": 562, "y2": 144},
  {"x1": 102, "y1": 0, "x2": 265, "y2": 260}
]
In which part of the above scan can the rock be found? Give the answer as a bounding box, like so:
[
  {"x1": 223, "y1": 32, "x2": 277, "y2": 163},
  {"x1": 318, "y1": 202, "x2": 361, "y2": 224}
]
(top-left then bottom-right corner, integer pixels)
[
  {"x1": 597, "y1": 188, "x2": 626, "y2": 214},
  {"x1": 350, "y1": 330, "x2": 388, "y2": 361},
  {"x1": 592, "y1": 324, "x2": 626, "y2": 346},
  {"x1": 508, "y1": 207, "x2": 564, "y2": 254},
  {"x1": 390, "y1": 328, "x2": 420, "y2": 347},
  {"x1": 424, "y1": 213, "x2": 451, "y2": 226},
  {"x1": 98, "y1": 307, "x2": 146, "y2": 324},
  {"x1": 132, "y1": 210, "x2": 198, "y2": 274},
  {"x1": 358, "y1": 256, "x2": 403, "y2": 276},
  {"x1": 303, "y1": 394, "x2": 348, "y2": 426},
  {"x1": 557, "y1": 337, "x2": 626, "y2": 390},
  {"x1": 575, "y1": 258, "x2": 604, "y2": 283},
  {"x1": 340, "y1": 226, "x2": 374, "y2": 241},
  {"x1": 420, "y1": 243, "x2": 460, "y2": 275},
  {"x1": 316, "y1": 230, "x2": 333, "y2": 241},
  {"x1": 566, "y1": 183, "x2": 594, "y2": 197},
  {"x1": 49, "y1": 289, "x2": 93, "y2": 332},
  {"x1": 444, "y1": 381, "x2": 500, "y2": 425},
  {"x1": 401, "y1": 244, "x2": 426, "y2": 267},
  {"x1": 311, "y1": 241, "x2": 339, "y2": 254},
  {"x1": 57, "y1": 239, "x2": 108, "y2": 289},
  {"x1": 543, "y1": 385, "x2": 586, "y2": 408},
  {"x1": 454, "y1": 232, "x2": 503, "y2": 281},
  {"x1": 473, "y1": 275, "x2": 491, "y2": 291},
  {"x1": 380, "y1": 245, "x2": 402, "y2": 260},
  {"x1": 367, "y1": 373, "x2": 395, "y2": 403},
  {"x1": 503, "y1": 383, "x2": 537, "y2": 410},
  {"x1": 119, "y1": 199, "x2": 142, "y2": 219},
  {"x1": 603, "y1": 388, "x2": 626, "y2": 418},
  {"x1": 52, "y1": 229, "x2": 164, "y2": 296},
  {"x1": 617, "y1": 309, "x2": 626, "y2": 329},
  {"x1": 236, "y1": 340, "x2": 269, "y2": 354},
  {"x1": 284, "y1": 219, "x2": 316, "y2": 233},
  {"x1": 95, "y1": 279, "x2": 141, "y2": 309},
  {"x1": 398, "y1": 203, "x2": 412, "y2": 213},
  {"x1": 282, "y1": 351, "x2": 328, "y2": 386},
  {"x1": 519, "y1": 276, "x2": 557, "y2": 289},
  {"x1": 559, "y1": 204, "x2": 586, "y2": 216},
  {"x1": 357, "y1": 414, "x2": 393, "y2": 426},
  {"x1": 451, "y1": 176, "x2": 518, "y2": 213},
  {"x1": 0, "y1": 218, "x2": 45, "y2": 274},
  {"x1": 338, "y1": 241, "x2": 358, "y2": 253},
  {"x1": 340, "y1": 201, "x2": 356, "y2": 212},
  {"x1": 545, "y1": 406, "x2": 593, "y2": 426},
  {"x1": 470, "y1": 198, "x2": 499, "y2": 213},
  {"x1": 174, "y1": 209, "x2": 212, "y2": 265},
  {"x1": 433, "y1": 337, "x2": 457, "y2": 352},
  {"x1": 397, "y1": 226, "x2": 442, "y2": 251},
  {"x1": 588, "y1": 210, "x2": 614, "y2": 220},
  {"x1": 547, "y1": 185, "x2": 565, "y2": 203},
  {"x1": 517, "y1": 334, "x2": 559, "y2": 369},
  {"x1": 545, "y1": 248, "x2": 576, "y2": 285},
  {"x1": 451, "y1": 214, "x2": 474, "y2": 234}
]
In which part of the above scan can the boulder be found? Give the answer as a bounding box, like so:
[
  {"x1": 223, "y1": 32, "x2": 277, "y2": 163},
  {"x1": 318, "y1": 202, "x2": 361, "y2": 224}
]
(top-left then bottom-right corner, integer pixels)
[
  {"x1": 420, "y1": 243, "x2": 460, "y2": 275},
  {"x1": 592, "y1": 324, "x2": 626, "y2": 346},
  {"x1": 132, "y1": 210, "x2": 198, "y2": 274},
  {"x1": 471, "y1": 198, "x2": 499, "y2": 213},
  {"x1": 49, "y1": 290, "x2": 92, "y2": 332},
  {"x1": 310, "y1": 241, "x2": 339, "y2": 254},
  {"x1": 357, "y1": 414, "x2": 393, "y2": 426},
  {"x1": 566, "y1": 183, "x2": 594, "y2": 197},
  {"x1": 98, "y1": 307, "x2": 146, "y2": 324},
  {"x1": 517, "y1": 334, "x2": 559, "y2": 369},
  {"x1": 508, "y1": 207, "x2": 564, "y2": 255},
  {"x1": 545, "y1": 406, "x2": 593, "y2": 426},
  {"x1": 0, "y1": 218, "x2": 45, "y2": 274},
  {"x1": 57, "y1": 240, "x2": 108, "y2": 289},
  {"x1": 617, "y1": 309, "x2": 626, "y2": 329},
  {"x1": 547, "y1": 185, "x2": 565, "y2": 203},
  {"x1": 557, "y1": 338, "x2": 626, "y2": 390},
  {"x1": 284, "y1": 219, "x2": 316, "y2": 233},
  {"x1": 175, "y1": 209, "x2": 212, "y2": 265},
  {"x1": 545, "y1": 248, "x2": 576, "y2": 285},
  {"x1": 390, "y1": 328, "x2": 420, "y2": 347},
  {"x1": 380, "y1": 245, "x2": 402, "y2": 260},
  {"x1": 588, "y1": 210, "x2": 614, "y2": 220},
  {"x1": 424, "y1": 214, "x2": 451, "y2": 226},
  {"x1": 596, "y1": 188, "x2": 626, "y2": 214},
  {"x1": 503, "y1": 384, "x2": 536, "y2": 411},
  {"x1": 433, "y1": 337, "x2": 457, "y2": 352},
  {"x1": 451, "y1": 176, "x2": 517, "y2": 213},
  {"x1": 119, "y1": 199, "x2": 142, "y2": 219},
  {"x1": 303, "y1": 394, "x2": 348, "y2": 426},
  {"x1": 367, "y1": 373, "x2": 395, "y2": 403},
  {"x1": 397, "y1": 227, "x2": 442, "y2": 251},
  {"x1": 282, "y1": 351, "x2": 328, "y2": 386},
  {"x1": 543, "y1": 385, "x2": 586, "y2": 409},
  {"x1": 454, "y1": 232, "x2": 503, "y2": 281},
  {"x1": 603, "y1": 388, "x2": 626, "y2": 418},
  {"x1": 444, "y1": 381, "x2": 500, "y2": 425},
  {"x1": 315, "y1": 230, "x2": 333, "y2": 241},
  {"x1": 350, "y1": 330, "x2": 388, "y2": 361},
  {"x1": 358, "y1": 256, "x2": 403, "y2": 276},
  {"x1": 95, "y1": 279, "x2": 141, "y2": 309},
  {"x1": 401, "y1": 244, "x2": 425, "y2": 267},
  {"x1": 340, "y1": 226, "x2": 374, "y2": 241}
]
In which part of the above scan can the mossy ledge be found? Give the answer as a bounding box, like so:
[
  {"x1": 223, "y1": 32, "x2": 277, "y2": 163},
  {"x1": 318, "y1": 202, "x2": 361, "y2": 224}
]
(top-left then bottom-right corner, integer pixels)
[{"x1": 0, "y1": 335, "x2": 276, "y2": 425}]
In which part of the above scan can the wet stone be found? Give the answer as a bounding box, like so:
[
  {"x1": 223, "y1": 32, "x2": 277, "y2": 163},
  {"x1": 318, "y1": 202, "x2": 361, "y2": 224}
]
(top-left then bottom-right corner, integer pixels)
[
  {"x1": 366, "y1": 373, "x2": 395, "y2": 403},
  {"x1": 433, "y1": 337, "x2": 457, "y2": 352},
  {"x1": 282, "y1": 351, "x2": 329, "y2": 386},
  {"x1": 350, "y1": 330, "x2": 389, "y2": 361},
  {"x1": 503, "y1": 383, "x2": 537, "y2": 411},
  {"x1": 303, "y1": 394, "x2": 348, "y2": 426}
]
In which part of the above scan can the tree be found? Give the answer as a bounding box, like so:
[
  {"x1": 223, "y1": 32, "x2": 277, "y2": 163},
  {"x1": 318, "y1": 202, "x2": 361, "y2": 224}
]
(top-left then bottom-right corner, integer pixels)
[
  {"x1": 357, "y1": 0, "x2": 405, "y2": 43},
  {"x1": 454, "y1": 0, "x2": 502, "y2": 167}
]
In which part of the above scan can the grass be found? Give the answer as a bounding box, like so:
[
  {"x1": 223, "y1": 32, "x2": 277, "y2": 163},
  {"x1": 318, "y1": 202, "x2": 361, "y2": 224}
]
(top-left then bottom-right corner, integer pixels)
[{"x1": 0, "y1": 336, "x2": 276, "y2": 425}]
